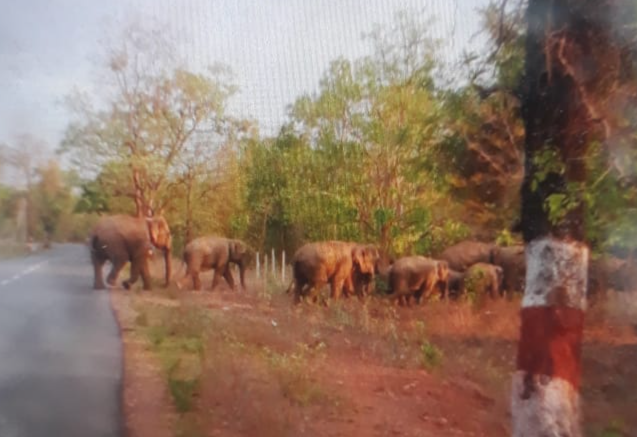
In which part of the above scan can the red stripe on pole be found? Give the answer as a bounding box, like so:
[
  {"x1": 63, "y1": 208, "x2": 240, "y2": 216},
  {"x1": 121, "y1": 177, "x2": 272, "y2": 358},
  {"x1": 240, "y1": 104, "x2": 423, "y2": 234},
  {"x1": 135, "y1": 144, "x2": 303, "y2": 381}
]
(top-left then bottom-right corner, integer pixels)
[{"x1": 517, "y1": 306, "x2": 585, "y2": 390}]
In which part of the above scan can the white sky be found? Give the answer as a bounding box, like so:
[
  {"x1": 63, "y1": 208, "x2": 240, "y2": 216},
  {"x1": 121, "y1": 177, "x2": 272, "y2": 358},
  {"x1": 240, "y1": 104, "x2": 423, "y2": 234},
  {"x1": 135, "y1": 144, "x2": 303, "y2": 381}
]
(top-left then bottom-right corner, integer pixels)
[{"x1": 0, "y1": 0, "x2": 490, "y2": 150}]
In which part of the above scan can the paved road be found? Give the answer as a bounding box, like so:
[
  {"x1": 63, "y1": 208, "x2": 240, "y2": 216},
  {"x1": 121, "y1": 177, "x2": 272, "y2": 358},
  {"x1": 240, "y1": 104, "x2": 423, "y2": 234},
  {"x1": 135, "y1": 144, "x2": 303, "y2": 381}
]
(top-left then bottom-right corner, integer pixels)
[{"x1": 0, "y1": 244, "x2": 123, "y2": 437}]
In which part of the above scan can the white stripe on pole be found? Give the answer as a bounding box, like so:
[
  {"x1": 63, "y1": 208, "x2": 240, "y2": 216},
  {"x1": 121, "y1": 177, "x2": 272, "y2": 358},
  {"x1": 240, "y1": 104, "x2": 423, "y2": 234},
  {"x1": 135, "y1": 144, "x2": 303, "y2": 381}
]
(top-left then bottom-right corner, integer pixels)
[
  {"x1": 256, "y1": 252, "x2": 260, "y2": 279},
  {"x1": 282, "y1": 250, "x2": 286, "y2": 283},
  {"x1": 271, "y1": 248, "x2": 276, "y2": 277}
]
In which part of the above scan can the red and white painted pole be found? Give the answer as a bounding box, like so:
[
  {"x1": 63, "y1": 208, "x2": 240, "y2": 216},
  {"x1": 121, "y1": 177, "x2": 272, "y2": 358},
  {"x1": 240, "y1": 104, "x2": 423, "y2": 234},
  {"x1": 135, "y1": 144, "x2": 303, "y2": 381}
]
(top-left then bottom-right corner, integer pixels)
[{"x1": 512, "y1": 237, "x2": 589, "y2": 436}]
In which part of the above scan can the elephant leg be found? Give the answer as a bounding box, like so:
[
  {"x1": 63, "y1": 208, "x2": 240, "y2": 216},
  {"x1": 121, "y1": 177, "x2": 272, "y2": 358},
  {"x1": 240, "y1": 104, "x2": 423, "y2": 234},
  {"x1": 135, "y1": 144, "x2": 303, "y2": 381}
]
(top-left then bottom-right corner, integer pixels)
[
  {"x1": 211, "y1": 266, "x2": 225, "y2": 291},
  {"x1": 106, "y1": 258, "x2": 126, "y2": 287},
  {"x1": 140, "y1": 261, "x2": 152, "y2": 291},
  {"x1": 223, "y1": 266, "x2": 236, "y2": 291},
  {"x1": 123, "y1": 260, "x2": 141, "y2": 290},
  {"x1": 292, "y1": 280, "x2": 304, "y2": 304},
  {"x1": 330, "y1": 277, "x2": 344, "y2": 300},
  {"x1": 92, "y1": 253, "x2": 107, "y2": 290},
  {"x1": 306, "y1": 280, "x2": 325, "y2": 304},
  {"x1": 192, "y1": 271, "x2": 202, "y2": 291},
  {"x1": 415, "y1": 284, "x2": 428, "y2": 305},
  {"x1": 343, "y1": 275, "x2": 355, "y2": 298}
]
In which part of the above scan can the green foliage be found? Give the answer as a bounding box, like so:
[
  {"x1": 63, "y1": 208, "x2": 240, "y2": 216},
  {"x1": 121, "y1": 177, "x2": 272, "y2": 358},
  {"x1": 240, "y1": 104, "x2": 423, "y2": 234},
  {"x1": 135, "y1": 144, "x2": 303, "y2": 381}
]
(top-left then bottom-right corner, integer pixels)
[
  {"x1": 237, "y1": 12, "x2": 462, "y2": 255},
  {"x1": 596, "y1": 420, "x2": 626, "y2": 437},
  {"x1": 74, "y1": 179, "x2": 110, "y2": 214},
  {"x1": 168, "y1": 375, "x2": 200, "y2": 413},
  {"x1": 463, "y1": 267, "x2": 487, "y2": 306},
  {"x1": 495, "y1": 229, "x2": 517, "y2": 247},
  {"x1": 420, "y1": 341, "x2": 443, "y2": 370}
]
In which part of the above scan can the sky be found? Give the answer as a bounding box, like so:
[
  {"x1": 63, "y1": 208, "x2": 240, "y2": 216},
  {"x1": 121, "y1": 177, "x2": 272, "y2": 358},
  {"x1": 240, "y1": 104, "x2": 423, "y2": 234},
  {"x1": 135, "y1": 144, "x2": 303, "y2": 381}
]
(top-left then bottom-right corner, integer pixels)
[{"x1": 0, "y1": 0, "x2": 491, "y2": 151}]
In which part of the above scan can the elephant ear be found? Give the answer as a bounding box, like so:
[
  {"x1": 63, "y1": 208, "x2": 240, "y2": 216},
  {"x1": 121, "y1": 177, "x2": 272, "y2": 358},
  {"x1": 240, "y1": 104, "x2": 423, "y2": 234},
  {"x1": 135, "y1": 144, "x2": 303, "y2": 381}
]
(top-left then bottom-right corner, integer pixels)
[
  {"x1": 436, "y1": 260, "x2": 449, "y2": 280},
  {"x1": 351, "y1": 246, "x2": 364, "y2": 267},
  {"x1": 147, "y1": 217, "x2": 171, "y2": 249},
  {"x1": 352, "y1": 245, "x2": 375, "y2": 274}
]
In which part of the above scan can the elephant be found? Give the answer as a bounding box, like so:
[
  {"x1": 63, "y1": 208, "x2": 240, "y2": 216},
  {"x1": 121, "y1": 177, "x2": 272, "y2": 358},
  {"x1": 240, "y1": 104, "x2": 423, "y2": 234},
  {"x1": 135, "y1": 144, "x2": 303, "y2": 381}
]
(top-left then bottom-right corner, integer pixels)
[
  {"x1": 462, "y1": 262, "x2": 504, "y2": 300},
  {"x1": 356, "y1": 253, "x2": 394, "y2": 297},
  {"x1": 491, "y1": 245, "x2": 526, "y2": 295},
  {"x1": 447, "y1": 269, "x2": 464, "y2": 299},
  {"x1": 386, "y1": 256, "x2": 449, "y2": 305},
  {"x1": 90, "y1": 214, "x2": 172, "y2": 291},
  {"x1": 178, "y1": 237, "x2": 252, "y2": 291},
  {"x1": 439, "y1": 241, "x2": 496, "y2": 272},
  {"x1": 588, "y1": 255, "x2": 635, "y2": 294},
  {"x1": 289, "y1": 241, "x2": 379, "y2": 303},
  {"x1": 346, "y1": 246, "x2": 393, "y2": 298}
]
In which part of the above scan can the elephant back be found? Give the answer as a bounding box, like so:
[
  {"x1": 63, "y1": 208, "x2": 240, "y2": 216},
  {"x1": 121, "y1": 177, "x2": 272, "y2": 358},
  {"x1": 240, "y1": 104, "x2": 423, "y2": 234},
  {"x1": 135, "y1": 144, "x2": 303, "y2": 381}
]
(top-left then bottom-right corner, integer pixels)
[{"x1": 440, "y1": 241, "x2": 496, "y2": 272}]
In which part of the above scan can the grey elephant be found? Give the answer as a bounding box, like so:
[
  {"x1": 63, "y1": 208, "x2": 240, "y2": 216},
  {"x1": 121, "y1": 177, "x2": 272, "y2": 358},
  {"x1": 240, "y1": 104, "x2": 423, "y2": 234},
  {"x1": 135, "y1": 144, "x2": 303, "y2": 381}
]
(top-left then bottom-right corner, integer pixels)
[
  {"x1": 90, "y1": 214, "x2": 172, "y2": 291},
  {"x1": 462, "y1": 262, "x2": 504, "y2": 300},
  {"x1": 387, "y1": 256, "x2": 449, "y2": 305},
  {"x1": 447, "y1": 269, "x2": 464, "y2": 299},
  {"x1": 439, "y1": 241, "x2": 496, "y2": 272},
  {"x1": 289, "y1": 241, "x2": 379, "y2": 303},
  {"x1": 178, "y1": 236, "x2": 252, "y2": 291},
  {"x1": 491, "y1": 245, "x2": 526, "y2": 295}
]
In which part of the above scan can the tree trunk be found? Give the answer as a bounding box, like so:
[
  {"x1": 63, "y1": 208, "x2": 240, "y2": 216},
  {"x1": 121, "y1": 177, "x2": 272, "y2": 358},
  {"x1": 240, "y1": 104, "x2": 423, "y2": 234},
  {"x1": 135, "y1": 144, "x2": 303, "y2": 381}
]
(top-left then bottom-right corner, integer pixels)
[
  {"x1": 513, "y1": 1, "x2": 619, "y2": 435},
  {"x1": 133, "y1": 168, "x2": 144, "y2": 218}
]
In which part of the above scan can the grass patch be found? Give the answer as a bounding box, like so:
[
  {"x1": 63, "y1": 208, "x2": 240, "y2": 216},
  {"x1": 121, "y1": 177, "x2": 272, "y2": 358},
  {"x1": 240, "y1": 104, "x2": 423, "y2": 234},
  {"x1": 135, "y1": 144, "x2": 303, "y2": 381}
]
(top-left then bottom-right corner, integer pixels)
[
  {"x1": 420, "y1": 340, "x2": 443, "y2": 370},
  {"x1": 139, "y1": 302, "x2": 210, "y2": 415},
  {"x1": 168, "y1": 375, "x2": 200, "y2": 413},
  {"x1": 594, "y1": 420, "x2": 627, "y2": 437},
  {"x1": 264, "y1": 342, "x2": 329, "y2": 407}
]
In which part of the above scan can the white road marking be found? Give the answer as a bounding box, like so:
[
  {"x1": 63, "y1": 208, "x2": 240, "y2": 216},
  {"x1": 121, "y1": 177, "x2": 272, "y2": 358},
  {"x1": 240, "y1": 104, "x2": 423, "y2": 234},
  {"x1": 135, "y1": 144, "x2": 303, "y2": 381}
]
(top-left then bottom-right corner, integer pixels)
[{"x1": 0, "y1": 260, "x2": 49, "y2": 288}]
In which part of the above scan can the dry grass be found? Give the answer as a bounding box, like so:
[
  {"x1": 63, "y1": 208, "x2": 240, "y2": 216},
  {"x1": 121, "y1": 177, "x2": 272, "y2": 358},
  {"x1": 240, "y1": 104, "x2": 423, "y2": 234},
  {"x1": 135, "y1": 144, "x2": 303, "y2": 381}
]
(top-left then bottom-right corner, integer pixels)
[{"x1": 118, "y1": 263, "x2": 637, "y2": 437}]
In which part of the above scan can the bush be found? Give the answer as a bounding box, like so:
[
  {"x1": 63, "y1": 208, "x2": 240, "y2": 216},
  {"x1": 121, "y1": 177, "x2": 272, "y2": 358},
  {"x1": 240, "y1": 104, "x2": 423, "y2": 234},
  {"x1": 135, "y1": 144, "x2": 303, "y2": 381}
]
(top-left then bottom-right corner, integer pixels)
[{"x1": 420, "y1": 340, "x2": 443, "y2": 369}]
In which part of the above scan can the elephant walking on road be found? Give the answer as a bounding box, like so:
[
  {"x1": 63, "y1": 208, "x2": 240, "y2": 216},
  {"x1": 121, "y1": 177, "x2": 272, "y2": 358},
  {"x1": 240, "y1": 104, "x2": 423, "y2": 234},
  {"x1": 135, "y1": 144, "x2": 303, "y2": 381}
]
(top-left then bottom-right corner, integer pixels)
[
  {"x1": 290, "y1": 241, "x2": 379, "y2": 304},
  {"x1": 179, "y1": 237, "x2": 252, "y2": 291},
  {"x1": 90, "y1": 215, "x2": 172, "y2": 291},
  {"x1": 387, "y1": 256, "x2": 449, "y2": 305}
]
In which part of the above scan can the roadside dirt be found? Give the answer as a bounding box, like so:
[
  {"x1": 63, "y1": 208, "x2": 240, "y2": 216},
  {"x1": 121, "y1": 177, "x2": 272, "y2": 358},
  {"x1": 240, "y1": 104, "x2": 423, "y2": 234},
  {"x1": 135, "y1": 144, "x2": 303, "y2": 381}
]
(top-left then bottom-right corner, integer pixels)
[
  {"x1": 110, "y1": 272, "x2": 637, "y2": 437},
  {"x1": 110, "y1": 290, "x2": 178, "y2": 437}
]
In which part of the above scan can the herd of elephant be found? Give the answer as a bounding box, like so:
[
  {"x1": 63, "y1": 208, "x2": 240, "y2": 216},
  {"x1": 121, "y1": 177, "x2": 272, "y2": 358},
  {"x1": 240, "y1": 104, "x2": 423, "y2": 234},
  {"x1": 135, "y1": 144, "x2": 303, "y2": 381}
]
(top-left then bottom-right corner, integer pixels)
[
  {"x1": 88, "y1": 214, "x2": 634, "y2": 302},
  {"x1": 286, "y1": 240, "x2": 526, "y2": 304}
]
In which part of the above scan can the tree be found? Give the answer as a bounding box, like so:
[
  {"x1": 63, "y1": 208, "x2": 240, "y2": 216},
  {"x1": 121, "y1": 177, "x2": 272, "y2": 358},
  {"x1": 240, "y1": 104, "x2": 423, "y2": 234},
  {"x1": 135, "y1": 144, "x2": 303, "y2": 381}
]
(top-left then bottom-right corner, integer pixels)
[
  {"x1": 60, "y1": 25, "x2": 238, "y2": 218},
  {"x1": 1, "y1": 134, "x2": 47, "y2": 240},
  {"x1": 512, "y1": 1, "x2": 636, "y2": 434},
  {"x1": 31, "y1": 160, "x2": 74, "y2": 241}
]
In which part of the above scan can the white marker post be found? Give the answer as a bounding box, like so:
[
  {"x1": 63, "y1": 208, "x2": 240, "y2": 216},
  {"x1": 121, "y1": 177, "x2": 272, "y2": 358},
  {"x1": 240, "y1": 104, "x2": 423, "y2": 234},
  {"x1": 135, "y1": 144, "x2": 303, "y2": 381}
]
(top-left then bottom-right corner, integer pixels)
[
  {"x1": 281, "y1": 250, "x2": 286, "y2": 283},
  {"x1": 256, "y1": 252, "x2": 260, "y2": 279},
  {"x1": 271, "y1": 248, "x2": 276, "y2": 278}
]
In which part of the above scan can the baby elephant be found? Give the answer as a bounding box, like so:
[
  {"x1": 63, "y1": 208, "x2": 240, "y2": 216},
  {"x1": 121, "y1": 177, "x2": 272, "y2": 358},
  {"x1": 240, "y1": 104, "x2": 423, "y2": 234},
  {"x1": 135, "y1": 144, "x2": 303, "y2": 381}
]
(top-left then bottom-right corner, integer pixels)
[
  {"x1": 387, "y1": 256, "x2": 449, "y2": 305},
  {"x1": 179, "y1": 236, "x2": 251, "y2": 291},
  {"x1": 462, "y1": 262, "x2": 504, "y2": 300}
]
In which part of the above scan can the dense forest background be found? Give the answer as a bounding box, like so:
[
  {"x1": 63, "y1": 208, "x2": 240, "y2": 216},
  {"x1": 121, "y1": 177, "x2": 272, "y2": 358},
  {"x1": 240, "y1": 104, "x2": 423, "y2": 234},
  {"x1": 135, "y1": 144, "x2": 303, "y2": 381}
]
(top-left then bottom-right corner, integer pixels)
[{"x1": 2, "y1": 0, "x2": 636, "y2": 258}]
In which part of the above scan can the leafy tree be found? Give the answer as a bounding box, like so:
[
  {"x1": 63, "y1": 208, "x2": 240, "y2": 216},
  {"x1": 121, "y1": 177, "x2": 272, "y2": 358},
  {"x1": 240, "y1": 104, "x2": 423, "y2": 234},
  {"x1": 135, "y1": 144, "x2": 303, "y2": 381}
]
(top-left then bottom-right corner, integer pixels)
[{"x1": 60, "y1": 25, "x2": 238, "y2": 218}]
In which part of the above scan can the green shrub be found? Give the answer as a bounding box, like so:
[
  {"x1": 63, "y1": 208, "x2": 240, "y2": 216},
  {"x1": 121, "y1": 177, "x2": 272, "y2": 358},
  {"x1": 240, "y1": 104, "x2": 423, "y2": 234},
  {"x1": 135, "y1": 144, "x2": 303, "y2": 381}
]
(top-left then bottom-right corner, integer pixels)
[{"x1": 420, "y1": 341, "x2": 443, "y2": 370}]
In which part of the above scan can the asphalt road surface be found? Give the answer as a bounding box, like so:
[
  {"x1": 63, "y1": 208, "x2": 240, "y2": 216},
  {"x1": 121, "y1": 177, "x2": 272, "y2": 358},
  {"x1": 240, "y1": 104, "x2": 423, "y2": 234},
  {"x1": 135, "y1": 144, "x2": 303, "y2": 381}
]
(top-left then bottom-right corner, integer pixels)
[{"x1": 0, "y1": 244, "x2": 123, "y2": 437}]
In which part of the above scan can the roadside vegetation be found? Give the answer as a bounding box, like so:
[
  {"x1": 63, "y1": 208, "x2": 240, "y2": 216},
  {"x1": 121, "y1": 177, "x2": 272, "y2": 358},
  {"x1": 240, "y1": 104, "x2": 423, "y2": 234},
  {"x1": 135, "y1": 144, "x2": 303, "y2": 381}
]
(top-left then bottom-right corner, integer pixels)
[{"x1": 112, "y1": 270, "x2": 637, "y2": 437}]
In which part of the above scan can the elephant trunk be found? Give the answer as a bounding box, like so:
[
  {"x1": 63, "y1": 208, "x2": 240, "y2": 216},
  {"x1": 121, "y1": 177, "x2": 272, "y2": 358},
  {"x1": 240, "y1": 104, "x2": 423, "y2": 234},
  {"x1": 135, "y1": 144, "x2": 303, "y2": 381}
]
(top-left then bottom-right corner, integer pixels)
[{"x1": 163, "y1": 247, "x2": 172, "y2": 287}]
